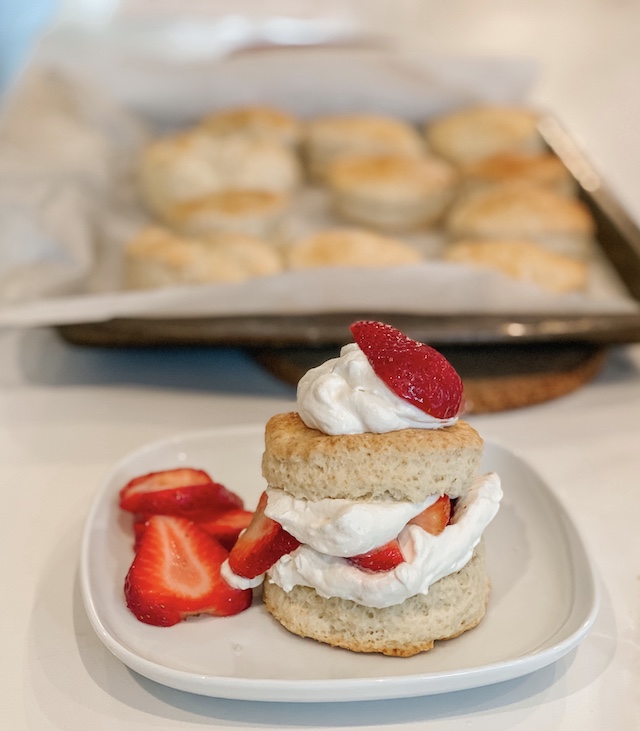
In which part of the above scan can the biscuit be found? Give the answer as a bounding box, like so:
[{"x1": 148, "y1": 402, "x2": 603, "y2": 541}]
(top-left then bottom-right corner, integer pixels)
[
  {"x1": 445, "y1": 238, "x2": 588, "y2": 293},
  {"x1": 327, "y1": 154, "x2": 459, "y2": 231},
  {"x1": 304, "y1": 113, "x2": 424, "y2": 181},
  {"x1": 200, "y1": 105, "x2": 301, "y2": 147},
  {"x1": 160, "y1": 189, "x2": 290, "y2": 240},
  {"x1": 261, "y1": 412, "x2": 483, "y2": 501},
  {"x1": 137, "y1": 129, "x2": 301, "y2": 216},
  {"x1": 124, "y1": 225, "x2": 282, "y2": 289},
  {"x1": 426, "y1": 105, "x2": 544, "y2": 166},
  {"x1": 286, "y1": 228, "x2": 422, "y2": 270},
  {"x1": 263, "y1": 544, "x2": 489, "y2": 656},
  {"x1": 460, "y1": 152, "x2": 576, "y2": 196},
  {"x1": 445, "y1": 182, "x2": 596, "y2": 259}
]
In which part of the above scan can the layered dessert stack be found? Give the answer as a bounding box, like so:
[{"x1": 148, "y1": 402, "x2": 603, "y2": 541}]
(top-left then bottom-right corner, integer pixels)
[{"x1": 224, "y1": 321, "x2": 502, "y2": 656}]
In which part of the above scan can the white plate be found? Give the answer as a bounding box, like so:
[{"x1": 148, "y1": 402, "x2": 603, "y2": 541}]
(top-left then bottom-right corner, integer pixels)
[{"x1": 80, "y1": 425, "x2": 598, "y2": 703}]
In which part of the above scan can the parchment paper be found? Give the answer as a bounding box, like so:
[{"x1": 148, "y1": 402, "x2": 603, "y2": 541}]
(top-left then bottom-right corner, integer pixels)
[{"x1": 0, "y1": 40, "x2": 637, "y2": 329}]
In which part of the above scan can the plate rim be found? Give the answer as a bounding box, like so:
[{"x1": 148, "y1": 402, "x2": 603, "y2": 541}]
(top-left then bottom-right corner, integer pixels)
[{"x1": 80, "y1": 425, "x2": 600, "y2": 703}]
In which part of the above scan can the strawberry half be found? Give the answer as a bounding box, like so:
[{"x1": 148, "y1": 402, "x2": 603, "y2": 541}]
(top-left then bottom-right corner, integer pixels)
[
  {"x1": 348, "y1": 539, "x2": 405, "y2": 573},
  {"x1": 350, "y1": 321, "x2": 463, "y2": 419},
  {"x1": 133, "y1": 514, "x2": 151, "y2": 552},
  {"x1": 124, "y1": 515, "x2": 252, "y2": 626},
  {"x1": 409, "y1": 495, "x2": 451, "y2": 535},
  {"x1": 196, "y1": 509, "x2": 254, "y2": 551},
  {"x1": 119, "y1": 468, "x2": 243, "y2": 520},
  {"x1": 227, "y1": 492, "x2": 300, "y2": 579}
]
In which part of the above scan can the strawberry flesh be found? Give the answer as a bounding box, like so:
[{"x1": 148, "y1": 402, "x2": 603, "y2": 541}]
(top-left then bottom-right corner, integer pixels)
[
  {"x1": 228, "y1": 492, "x2": 300, "y2": 579},
  {"x1": 348, "y1": 539, "x2": 405, "y2": 573},
  {"x1": 132, "y1": 514, "x2": 151, "y2": 552},
  {"x1": 350, "y1": 321, "x2": 463, "y2": 419},
  {"x1": 409, "y1": 495, "x2": 451, "y2": 535},
  {"x1": 119, "y1": 468, "x2": 243, "y2": 520},
  {"x1": 124, "y1": 515, "x2": 252, "y2": 626},
  {"x1": 196, "y1": 509, "x2": 254, "y2": 551}
]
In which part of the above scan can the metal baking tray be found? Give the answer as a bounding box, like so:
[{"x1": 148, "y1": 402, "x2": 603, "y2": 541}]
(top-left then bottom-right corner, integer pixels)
[{"x1": 57, "y1": 117, "x2": 640, "y2": 350}]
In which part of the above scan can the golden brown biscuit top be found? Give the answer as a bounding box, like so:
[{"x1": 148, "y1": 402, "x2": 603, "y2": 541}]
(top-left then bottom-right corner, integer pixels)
[
  {"x1": 327, "y1": 154, "x2": 458, "y2": 195},
  {"x1": 201, "y1": 105, "x2": 300, "y2": 143},
  {"x1": 165, "y1": 190, "x2": 288, "y2": 220},
  {"x1": 447, "y1": 182, "x2": 595, "y2": 236},
  {"x1": 445, "y1": 238, "x2": 588, "y2": 293},
  {"x1": 286, "y1": 228, "x2": 422, "y2": 269},
  {"x1": 461, "y1": 152, "x2": 572, "y2": 188},
  {"x1": 262, "y1": 412, "x2": 484, "y2": 501},
  {"x1": 426, "y1": 105, "x2": 542, "y2": 164},
  {"x1": 307, "y1": 114, "x2": 424, "y2": 149}
]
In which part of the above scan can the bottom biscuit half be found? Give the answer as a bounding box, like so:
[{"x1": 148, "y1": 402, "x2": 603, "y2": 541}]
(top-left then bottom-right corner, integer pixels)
[{"x1": 263, "y1": 544, "x2": 490, "y2": 657}]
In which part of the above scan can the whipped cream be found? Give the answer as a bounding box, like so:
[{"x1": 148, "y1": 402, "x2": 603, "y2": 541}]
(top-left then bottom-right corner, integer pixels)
[
  {"x1": 265, "y1": 488, "x2": 440, "y2": 556},
  {"x1": 220, "y1": 560, "x2": 264, "y2": 590},
  {"x1": 297, "y1": 343, "x2": 458, "y2": 435},
  {"x1": 266, "y1": 472, "x2": 502, "y2": 608}
]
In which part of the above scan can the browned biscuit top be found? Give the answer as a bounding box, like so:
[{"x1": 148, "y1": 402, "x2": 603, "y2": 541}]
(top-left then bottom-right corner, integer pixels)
[{"x1": 262, "y1": 412, "x2": 483, "y2": 501}]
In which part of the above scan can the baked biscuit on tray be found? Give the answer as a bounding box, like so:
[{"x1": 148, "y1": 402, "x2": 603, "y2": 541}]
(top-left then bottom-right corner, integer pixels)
[
  {"x1": 444, "y1": 238, "x2": 588, "y2": 293},
  {"x1": 160, "y1": 189, "x2": 290, "y2": 240},
  {"x1": 286, "y1": 228, "x2": 422, "y2": 270},
  {"x1": 326, "y1": 153, "x2": 458, "y2": 231},
  {"x1": 445, "y1": 182, "x2": 596, "y2": 259},
  {"x1": 425, "y1": 105, "x2": 544, "y2": 166},
  {"x1": 200, "y1": 105, "x2": 301, "y2": 148},
  {"x1": 460, "y1": 152, "x2": 576, "y2": 197},
  {"x1": 137, "y1": 129, "x2": 301, "y2": 216},
  {"x1": 124, "y1": 226, "x2": 282, "y2": 289},
  {"x1": 303, "y1": 113, "x2": 424, "y2": 181}
]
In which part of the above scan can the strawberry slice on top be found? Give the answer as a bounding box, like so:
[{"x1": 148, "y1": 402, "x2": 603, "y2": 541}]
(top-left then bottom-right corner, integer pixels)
[
  {"x1": 119, "y1": 467, "x2": 243, "y2": 520},
  {"x1": 228, "y1": 492, "x2": 301, "y2": 579},
  {"x1": 124, "y1": 515, "x2": 252, "y2": 626},
  {"x1": 350, "y1": 321, "x2": 463, "y2": 420}
]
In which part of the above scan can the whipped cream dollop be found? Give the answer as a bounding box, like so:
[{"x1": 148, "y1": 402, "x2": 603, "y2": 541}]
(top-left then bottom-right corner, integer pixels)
[
  {"x1": 220, "y1": 560, "x2": 264, "y2": 591},
  {"x1": 297, "y1": 343, "x2": 458, "y2": 435},
  {"x1": 266, "y1": 472, "x2": 502, "y2": 608},
  {"x1": 265, "y1": 488, "x2": 440, "y2": 556}
]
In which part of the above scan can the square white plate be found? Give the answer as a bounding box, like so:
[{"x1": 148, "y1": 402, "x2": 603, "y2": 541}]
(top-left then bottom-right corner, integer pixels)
[{"x1": 80, "y1": 425, "x2": 598, "y2": 703}]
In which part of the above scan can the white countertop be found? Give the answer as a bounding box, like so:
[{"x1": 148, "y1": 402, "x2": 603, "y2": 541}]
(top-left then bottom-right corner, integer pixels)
[{"x1": 2, "y1": 1, "x2": 640, "y2": 728}]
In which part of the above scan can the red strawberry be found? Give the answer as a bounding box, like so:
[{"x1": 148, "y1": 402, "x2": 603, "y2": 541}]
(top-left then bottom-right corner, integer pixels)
[
  {"x1": 133, "y1": 514, "x2": 151, "y2": 552},
  {"x1": 196, "y1": 509, "x2": 254, "y2": 551},
  {"x1": 350, "y1": 321, "x2": 463, "y2": 419},
  {"x1": 409, "y1": 495, "x2": 451, "y2": 535},
  {"x1": 119, "y1": 468, "x2": 243, "y2": 520},
  {"x1": 124, "y1": 515, "x2": 252, "y2": 626},
  {"x1": 228, "y1": 492, "x2": 300, "y2": 579},
  {"x1": 348, "y1": 539, "x2": 405, "y2": 573}
]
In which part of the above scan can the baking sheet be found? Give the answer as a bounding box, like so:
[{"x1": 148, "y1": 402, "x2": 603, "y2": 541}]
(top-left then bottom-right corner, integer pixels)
[{"x1": 2, "y1": 40, "x2": 640, "y2": 345}]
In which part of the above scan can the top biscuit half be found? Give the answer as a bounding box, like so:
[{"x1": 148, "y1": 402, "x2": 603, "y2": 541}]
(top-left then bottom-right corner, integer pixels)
[{"x1": 262, "y1": 412, "x2": 484, "y2": 502}]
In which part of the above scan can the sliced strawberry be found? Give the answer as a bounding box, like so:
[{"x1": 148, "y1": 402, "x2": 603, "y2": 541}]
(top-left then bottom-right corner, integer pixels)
[
  {"x1": 350, "y1": 321, "x2": 463, "y2": 419},
  {"x1": 348, "y1": 539, "x2": 405, "y2": 573},
  {"x1": 227, "y1": 492, "x2": 300, "y2": 579},
  {"x1": 132, "y1": 514, "x2": 151, "y2": 552},
  {"x1": 196, "y1": 509, "x2": 254, "y2": 551},
  {"x1": 124, "y1": 515, "x2": 252, "y2": 626},
  {"x1": 409, "y1": 495, "x2": 451, "y2": 535},
  {"x1": 119, "y1": 468, "x2": 243, "y2": 520}
]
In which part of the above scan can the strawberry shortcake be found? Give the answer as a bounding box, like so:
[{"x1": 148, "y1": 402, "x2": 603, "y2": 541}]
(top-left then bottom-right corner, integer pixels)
[{"x1": 223, "y1": 321, "x2": 503, "y2": 656}]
